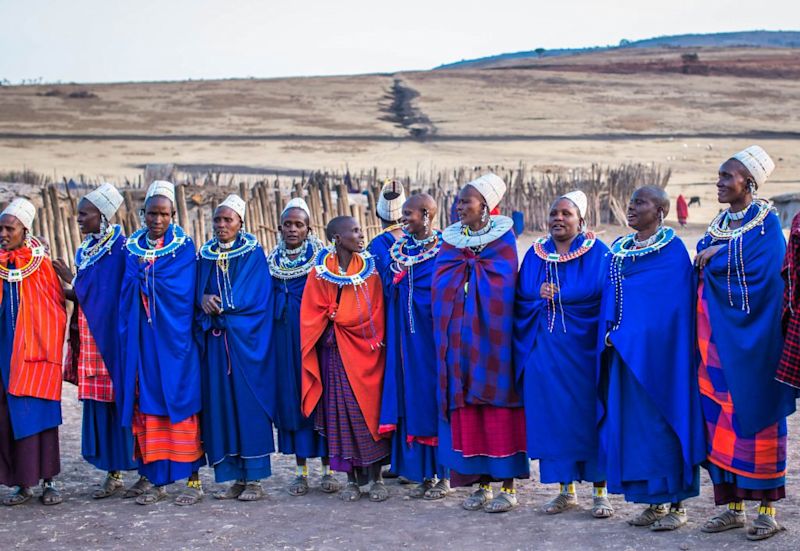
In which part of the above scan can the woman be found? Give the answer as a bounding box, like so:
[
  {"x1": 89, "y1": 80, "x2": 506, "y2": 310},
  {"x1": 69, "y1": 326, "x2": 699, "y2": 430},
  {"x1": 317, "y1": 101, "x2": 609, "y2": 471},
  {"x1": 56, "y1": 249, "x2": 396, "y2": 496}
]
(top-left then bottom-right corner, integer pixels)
[
  {"x1": 268, "y1": 198, "x2": 339, "y2": 496},
  {"x1": 0, "y1": 198, "x2": 66, "y2": 506},
  {"x1": 55, "y1": 183, "x2": 137, "y2": 499},
  {"x1": 694, "y1": 146, "x2": 795, "y2": 541},
  {"x1": 599, "y1": 186, "x2": 705, "y2": 531},
  {"x1": 118, "y1": 181, "x2": 205, "y2": 506},
  {"x1": 197, "y1": 194, "x2": 275, "y2": 502},
  {"x1": 301, "y1": 216, "x2": 390, "y2": 502},
  {"x1": 432, "y1": 173, "x2": 529, "y2": 513},
  {"x1": 514, "y1": 190, "x2": 611, "y2": 518}
]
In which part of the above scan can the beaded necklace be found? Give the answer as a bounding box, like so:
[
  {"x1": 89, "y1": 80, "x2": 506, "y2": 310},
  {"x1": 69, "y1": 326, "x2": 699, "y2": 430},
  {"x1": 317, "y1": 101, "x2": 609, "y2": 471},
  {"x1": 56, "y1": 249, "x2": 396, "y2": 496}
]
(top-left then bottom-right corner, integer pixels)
[
  {"x1": 0, "y1": 236, "x2": 46, "y2": 283},
  {"x1": 608, "y1": 226, "x2": 675, "y2": 331},
  {"x1": 199, "y1": 232, "x2": 260, "y2": 311},
  {"x1": 268, "y1": 236, "x2": 323, "y2": 281},
  {"x1": 704, "y1": 198, "x2": 771, "y2": 314},
  {"x1": 126, "y1": 225, "x2": 188, "y2": 261},
  {"x1": 75, "y1": 225, "x2": 122, "y2": 272},
  {"x1": 533, "y1": 232, "x2": 597, "y2": 333},
  {"x1": 389, "y1": 229, "x2": 443, "y2": 333}
]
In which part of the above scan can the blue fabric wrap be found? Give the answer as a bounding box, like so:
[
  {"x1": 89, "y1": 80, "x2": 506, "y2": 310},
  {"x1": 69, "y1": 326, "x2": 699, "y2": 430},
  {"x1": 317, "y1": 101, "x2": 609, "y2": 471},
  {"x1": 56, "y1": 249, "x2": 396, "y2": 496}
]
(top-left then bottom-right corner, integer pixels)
[
  {"x1": 696, "y1": 210, "x2": 796, "y2": 436},
  {"x1": 0, "y1": 274, "x2": 61, "y2": 439},
  {"x1": 81, "y1": 400, "x2": 136, "y2": 472},
  {"x1": 367, "y1": 232, "x2": 397, "y2": 294},
  {"x1": 74, "y1": 233, "x2": 127, "y2": 402},
  {"x1": 118, "y1": 226, "x2": 201, "y2": 427},
  {"x1": 598, "y1": 237, "x2": 706, "y2": 488},
  {"x1": 513, "y1": 235, "x2": 608, "y2": 471}
]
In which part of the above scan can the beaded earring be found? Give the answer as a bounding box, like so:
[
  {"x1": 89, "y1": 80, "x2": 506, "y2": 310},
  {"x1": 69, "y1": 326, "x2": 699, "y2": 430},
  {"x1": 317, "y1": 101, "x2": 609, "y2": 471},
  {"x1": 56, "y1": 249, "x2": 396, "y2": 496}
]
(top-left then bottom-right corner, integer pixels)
[
  {"x1": 658, "y1": 210, "x2": 664, "y2": 227},
  {"x1": 748, "y1": 180, "x2": 757, "y2": 197},
  {"x1": 423, "y1": 210, "x2": 430, "y2": 231},
  {"x1": 138, "y1": 209, "x2": 146, "y2": 228},
  {"x1": 99, "y1": 215, "x2": 109, "y2": 235},
  {"x1": 481, "y1": 205, "x2": 488, "y2": 224}
]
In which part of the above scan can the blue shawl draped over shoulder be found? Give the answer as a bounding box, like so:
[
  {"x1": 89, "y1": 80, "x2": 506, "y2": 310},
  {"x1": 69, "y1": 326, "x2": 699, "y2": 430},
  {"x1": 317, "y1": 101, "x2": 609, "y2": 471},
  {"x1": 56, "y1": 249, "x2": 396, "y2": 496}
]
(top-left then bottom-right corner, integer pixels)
[
  {"x1": 118, "y1": 226, "x2": 201, "y2": 427},
  {"x1": 74, "y1": 228, "x2": 126, "y2": 397},
  {"x1": 697, "y1": 209, "x2": 795, "y2": 435},
  {"x1": 195, "y1": 242, "x2": 275, "y2": 421},
  {"x1": 514, "y1": 234, "x2": 608, "y2": 460},
  {"x1": 599, "y1": 236, "x2": 706, "y2": 486}
]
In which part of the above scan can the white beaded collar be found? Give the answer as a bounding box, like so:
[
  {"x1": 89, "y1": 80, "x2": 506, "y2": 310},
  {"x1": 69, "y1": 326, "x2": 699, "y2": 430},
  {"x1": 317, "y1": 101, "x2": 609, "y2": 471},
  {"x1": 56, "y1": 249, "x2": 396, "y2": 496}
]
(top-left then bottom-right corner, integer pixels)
[{"x1": 441, "y1": 215, "x2": 514, "y2": 250}]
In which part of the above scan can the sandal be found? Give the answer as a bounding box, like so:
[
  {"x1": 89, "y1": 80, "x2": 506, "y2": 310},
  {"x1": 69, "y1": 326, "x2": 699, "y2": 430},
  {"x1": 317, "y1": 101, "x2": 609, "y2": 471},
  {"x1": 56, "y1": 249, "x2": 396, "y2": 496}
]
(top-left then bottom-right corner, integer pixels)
[
  {"x1": 746, "y1": 514, "x2": 785, "y2": 541},
  {"x1": 544, "y1": 493, "x2": 577, "y2": 515},
  {"x1": 175, "y1": 485, "x2": 203, "y2": 506},
  {"x1": 123, "y1": 476, "x2": 152, "y2": 499},
  {"x1": 320, "y1": 473, "x2": 341, "y2": 494},
  {"x1": 339, "y1": 481, "x2": 362, "y2": 502},
  {"x1": 287, "y1": 475, "x2": 309, "y2": 497},
  {"x1": 462, "y1": 487, "x2": 493, "y2": 511},
  {"x1": 369, "y1": 481, "x2": 389, "y2": 502},
  {"x1": 651, "y1": 510, "x2": 688, "y2": 531},
  {"x1": 424, "y1": 479, "x2": 453, "y2": 501},
  {"x1": 628, "y1": 504, "x2": 669, "y2": 527},
  {"x1": 592, "y1": 496, "x2": 614, "y2": 519},
  {"x1": 382, "y1": 469, "x2": 398, "y2": 479},
  {"x1": 213, "y1": 482, "x2": 246, "y2": 500},
  {"x1": 701, "y1": 510, "x2": 745, "y2": 533},
  {"x1": 92, "y1": 475, "x2": 124, "y2": 499},
  {"x1": 238, "y1": 481, "x2": 263, "y2": 502},
  {"x1": 484, "y1": 491, "x2": 517, "y2": 513},
  {"x1": 3, "y1": 486, "x2": 33, "y2": 506},
  {"x1": 40, "y1": 484, "x2": 63, "y2": 506},
  {"x1": 409, "y1": 479, "x2": 435, "y2": 499},
  {"x1": 135, "y1": 485, "x2": 167, "y2": 505}
]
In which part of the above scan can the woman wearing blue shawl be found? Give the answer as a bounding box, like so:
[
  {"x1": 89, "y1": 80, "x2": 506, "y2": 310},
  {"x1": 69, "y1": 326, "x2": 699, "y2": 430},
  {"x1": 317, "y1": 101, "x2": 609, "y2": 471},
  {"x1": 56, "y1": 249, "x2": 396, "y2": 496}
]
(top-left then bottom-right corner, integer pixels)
[
  {"x1": 514, "y1": 190, "x2": 611, "y2": 518},
  {"x1": 268, "y1": 197, "x2": 339, "y2": 497},
  {"x1": 694, "y1": 146, "x2": 795, "y2": 541},
  {"x1": 118, "y1": 181, "x2": 205, "y2": 506},
  {"x1": 367, "y1": 179, "x2": 406, "y2": 287},
  {"x1": 55, "y1": 183, "x2": 136, "y2": 500},
  {"x1": 197, "y1": 194, "x2": 275, "y2": 502},
  {"x1": 598, "y1": 186, "x2": 706, "y2": 532},
  {"x1": 379, "y1": 193, "x2": 451, "y2": 500}
]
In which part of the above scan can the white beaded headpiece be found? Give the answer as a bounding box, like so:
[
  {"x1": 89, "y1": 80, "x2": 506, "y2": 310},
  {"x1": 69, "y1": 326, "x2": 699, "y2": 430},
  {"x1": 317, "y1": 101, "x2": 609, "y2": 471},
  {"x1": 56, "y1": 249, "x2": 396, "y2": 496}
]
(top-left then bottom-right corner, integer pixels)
[
  {"x1": 219, "y1": 194, "x2": 246, "y2": 222},
  {"x1": 1, "y1": 198, "x2": 36, "y2": 231},
  {"x1": 466, "y1": 173, "x2": 507, "y2": 211},
  {"x1": 145, "y1": 180, "x2": 175, "y2": 206},
  {"x1": 730, "y1": 145, "x2": 775, "y2": 188},
  {"x1": 85, "y1": 183, "x2": 124, "y2": 221}
]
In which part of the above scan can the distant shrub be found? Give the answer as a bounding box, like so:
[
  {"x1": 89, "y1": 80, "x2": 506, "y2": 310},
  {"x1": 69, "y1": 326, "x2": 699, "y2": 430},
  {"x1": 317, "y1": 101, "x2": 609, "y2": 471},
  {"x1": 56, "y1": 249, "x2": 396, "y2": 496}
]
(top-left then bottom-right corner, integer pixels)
[{"x1": 66, "y1": 90, "x2": 98, "y2": 99}]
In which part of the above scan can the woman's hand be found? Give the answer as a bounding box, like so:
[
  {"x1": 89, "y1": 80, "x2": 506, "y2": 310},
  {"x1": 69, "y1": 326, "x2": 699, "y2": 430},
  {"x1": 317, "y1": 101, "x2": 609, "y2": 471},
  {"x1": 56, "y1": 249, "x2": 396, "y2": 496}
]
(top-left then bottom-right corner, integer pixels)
[
  {"x1": 52, "y1": 258, "x2": 74, "y2": 283},
  {"x1": 539, "y1": 282, "x2": 559, "y2": 300},
  {"x1": 202, "y1": 294, "x2": 223, "y2": 315},
  {"x1": 694, "y1": 245, "x2": 724, "y2": 270}
]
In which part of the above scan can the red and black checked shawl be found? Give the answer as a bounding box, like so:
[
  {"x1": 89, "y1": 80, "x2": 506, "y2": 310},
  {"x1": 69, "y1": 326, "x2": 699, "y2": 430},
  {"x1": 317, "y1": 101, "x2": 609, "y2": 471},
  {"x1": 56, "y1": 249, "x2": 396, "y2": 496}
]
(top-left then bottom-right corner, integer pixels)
[
  {"x1": 777, "y1": 212, "x2": 800, "y2": 388},
  {"x1": 432, "y1": 228, "x2": 521, "y2": 417}
]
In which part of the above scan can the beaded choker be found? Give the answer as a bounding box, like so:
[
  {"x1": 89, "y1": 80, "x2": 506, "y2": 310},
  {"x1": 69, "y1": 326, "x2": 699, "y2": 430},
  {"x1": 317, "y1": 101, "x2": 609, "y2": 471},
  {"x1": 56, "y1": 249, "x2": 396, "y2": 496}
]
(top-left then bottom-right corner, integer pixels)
[
  {"x1": 442, "y1": 215, "x2": 514, "y2": 250},
  {"x1": 533, "y1": 232, "x2": 596, "y2": 263},
  {"x1": 126, "y1": 225, "x2": 188, "y2": 260},
  {"x1": 390, "y1": 230, "x2": 443, "y2": 268},
  {"x1": 76, "y1": 225, "x2": 122, "y2": 272},
  {"x1": 0, "y1": 236, "x2": 46, "y2": 282},
  {"x1": 705, "y1": 198, "x2": 770, "y2": 242},
  {"x1": 313, "y1": 247, "x2": 376, "y2": 287},
  {"x1": 268, "y1": 236, "x2": 323, "y2": 280},
  {"x1": 199, "y1": 232, "x2": 259, "y2": 261}
]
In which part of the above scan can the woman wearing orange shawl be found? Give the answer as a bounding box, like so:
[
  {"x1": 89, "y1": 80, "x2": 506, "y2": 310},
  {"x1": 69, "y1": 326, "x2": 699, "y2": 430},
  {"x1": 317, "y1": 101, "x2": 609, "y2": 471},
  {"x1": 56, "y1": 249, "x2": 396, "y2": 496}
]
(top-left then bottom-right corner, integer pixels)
[
  {"x1": 0, "y1": 198, "x2": 66, "y2": 506},
  {"x1": 301, "y1": 216, "x2": 391, "y2": 502}
]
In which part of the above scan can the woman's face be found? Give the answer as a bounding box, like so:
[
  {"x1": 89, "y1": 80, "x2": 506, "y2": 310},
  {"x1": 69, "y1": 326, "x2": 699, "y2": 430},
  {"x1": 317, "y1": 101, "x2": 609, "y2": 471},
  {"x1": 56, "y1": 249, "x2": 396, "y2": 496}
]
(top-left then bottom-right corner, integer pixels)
[
  {"x1": 626, "y1": 189, "x2": 661, "y2": 232},
  {"x1": 0, "y1": 214, "x2": 26, "y2": 250},
  {"x1": 77, "y1": 198, "x2": 102, "y2": 235},
  {"x1": 280, "y1": 208, "x2": 310, "y2": 249},
  {"x1": 401, "y1": 204, "x2": 426, "y2": 236},
  {"x1": 334, "y1": 218, "x2": 365, "y2": 253},
  {"x1": 144, "y1": 196, "x2": 174, "y2": 239},
  {"x1": 717, "y1": 159, "x2": 751, "y2": 206},
  {"x1": 213, "y1": 206, "x2": 242, "y2": 244},
  {"x1": 548, "y1": 198, "x2": 582, "y2": 243},
  {"x1": 456, "y1": 185, "x2": 486, "y2": 228}
]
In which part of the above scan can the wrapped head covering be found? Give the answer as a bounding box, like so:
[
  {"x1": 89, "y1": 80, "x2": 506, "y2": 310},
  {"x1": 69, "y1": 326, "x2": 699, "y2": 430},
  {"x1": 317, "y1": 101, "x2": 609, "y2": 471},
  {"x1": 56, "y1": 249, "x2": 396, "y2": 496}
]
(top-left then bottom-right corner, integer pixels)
[
  {"x1": 1, "y1": 198, "x2": 36, "y2": 231},
  {"x1": 377, "y1": 179, "x2": 406, "y2": 222},
  {"x1": 730, "y1": 145, "x2": 775, "y2": 188},
  {"x1": 145, "y1": 180, "x2": 175, "y2": 206},
  {"x1": 85, "y1": 183, "x2": 124, "y2": 221},
  {"x1": 466, "y1": 173, "x2": 506, "y2": 211},
  {"x1": 218, "y1": 194, "x2": 246, "y2": 222},
  {"x1": 281, "y1": 197, "x2": 311, "y2": 219},
  {"x1": 559, "y1": 190, "x2": 588, "y2": 219}
]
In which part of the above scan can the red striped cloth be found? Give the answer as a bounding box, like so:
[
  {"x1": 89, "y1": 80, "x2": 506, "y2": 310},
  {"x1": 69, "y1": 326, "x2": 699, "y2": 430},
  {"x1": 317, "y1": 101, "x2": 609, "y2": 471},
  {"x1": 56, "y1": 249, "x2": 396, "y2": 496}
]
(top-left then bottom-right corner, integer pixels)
[
  {"x1": 777, "y1": 212, "x2": 800, "y2": 388},
  {"x1": 131, "y1": 408, "x2": 203, "y2": 464},
  {"x1": 64, "y1": 308, "x2": 114, "y2": 402},
  {"x1": 0, "y1": 248, "x2": 66, "y2": 401},
  {"x1": 450, "y1": 404, "x2": 527, "y2": 458}
]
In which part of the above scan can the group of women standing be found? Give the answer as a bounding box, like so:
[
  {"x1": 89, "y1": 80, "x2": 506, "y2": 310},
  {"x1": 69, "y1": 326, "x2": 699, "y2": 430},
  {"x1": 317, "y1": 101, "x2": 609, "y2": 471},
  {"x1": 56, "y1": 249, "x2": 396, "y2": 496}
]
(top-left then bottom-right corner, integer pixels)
[{"x1": 0, "y1": 145, "x2": 797, "y2": 543}]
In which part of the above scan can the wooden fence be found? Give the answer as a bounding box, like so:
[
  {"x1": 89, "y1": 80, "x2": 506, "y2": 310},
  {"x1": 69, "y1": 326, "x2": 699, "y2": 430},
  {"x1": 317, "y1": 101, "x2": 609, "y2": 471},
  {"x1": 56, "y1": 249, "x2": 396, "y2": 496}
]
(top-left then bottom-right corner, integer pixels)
[{"x1": 0, "y1": 163, "x2": 669, "y2": 266}]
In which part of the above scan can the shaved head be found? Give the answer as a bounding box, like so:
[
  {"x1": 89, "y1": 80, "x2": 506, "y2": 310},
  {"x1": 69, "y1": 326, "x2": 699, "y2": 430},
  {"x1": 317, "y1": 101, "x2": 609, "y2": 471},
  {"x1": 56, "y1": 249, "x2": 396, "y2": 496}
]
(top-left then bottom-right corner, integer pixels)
[
  {"x1": 404, "y1": 193, "x2": 437, "y2": 216},
  {"x1": 634, "y1": 186, "x2": 670, "y2": 217},
  {"x1": 326, "y1": 215, "x2": 356, "y2": 241}
]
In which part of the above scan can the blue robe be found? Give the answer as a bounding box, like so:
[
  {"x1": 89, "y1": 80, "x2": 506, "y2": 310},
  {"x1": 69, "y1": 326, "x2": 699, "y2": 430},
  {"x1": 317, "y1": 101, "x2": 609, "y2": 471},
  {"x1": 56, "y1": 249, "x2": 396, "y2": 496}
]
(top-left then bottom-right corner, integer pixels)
[
  {"x1": 272, "y1": 257, "x2": 327, "y2": 459},
  {"x1": 380, "y1": 244, "x2": 445, "y2": 481},
  {"x1": 118, "y1": 225, "x2": 204, "y2": 484},
  {"x1": 74, "y1": 230, "x2": 135, "y2": 472},
  {"x1": 196, "y1": 239, "x2": 276, "y2": 483},
  {"x1": 367, "y1": 230, "x2": 399, "y2": 293},
  {"x1": 598, "y1": 236, "x2": 706, "y2": 503},
  {"x1": 514, "y1": 234, "x2": 608, "y2": 484}
]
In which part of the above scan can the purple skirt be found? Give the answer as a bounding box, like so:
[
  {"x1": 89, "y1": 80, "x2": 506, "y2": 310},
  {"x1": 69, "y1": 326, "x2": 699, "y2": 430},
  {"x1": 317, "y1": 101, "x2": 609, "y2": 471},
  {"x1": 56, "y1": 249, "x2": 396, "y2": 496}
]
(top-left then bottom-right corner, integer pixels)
[{"x1": 314, "y1": 326, "x2": 389, "y2": 474}]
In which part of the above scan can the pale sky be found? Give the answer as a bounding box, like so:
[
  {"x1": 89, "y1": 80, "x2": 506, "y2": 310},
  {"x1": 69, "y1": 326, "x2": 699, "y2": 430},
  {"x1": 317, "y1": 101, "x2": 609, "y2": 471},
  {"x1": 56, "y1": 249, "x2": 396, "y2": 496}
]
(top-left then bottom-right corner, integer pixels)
[{"x1": 1, "y1": 0, "x2": 798, "y2": 83}]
